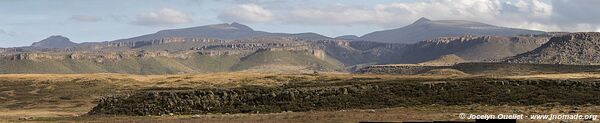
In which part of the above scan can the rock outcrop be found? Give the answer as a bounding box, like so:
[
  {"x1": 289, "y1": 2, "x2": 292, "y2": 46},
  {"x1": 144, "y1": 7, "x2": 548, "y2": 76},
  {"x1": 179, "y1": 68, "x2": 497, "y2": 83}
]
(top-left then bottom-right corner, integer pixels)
[
  {"x1": 398, "y1": 35, "x2": 549, "y2": 63},
  {"x1": 88, "y1": 79, "x2": 600, "y2": 116},
  {"x1": 505, "y1": 32, "x2": 600, "y2": 65}
]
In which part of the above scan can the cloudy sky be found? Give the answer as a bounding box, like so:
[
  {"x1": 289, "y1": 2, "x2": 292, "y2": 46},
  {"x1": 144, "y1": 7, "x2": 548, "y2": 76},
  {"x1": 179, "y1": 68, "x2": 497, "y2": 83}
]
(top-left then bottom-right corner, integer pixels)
[{"x1": 1, "y1": 0, "x2": 599, "y2": 47}]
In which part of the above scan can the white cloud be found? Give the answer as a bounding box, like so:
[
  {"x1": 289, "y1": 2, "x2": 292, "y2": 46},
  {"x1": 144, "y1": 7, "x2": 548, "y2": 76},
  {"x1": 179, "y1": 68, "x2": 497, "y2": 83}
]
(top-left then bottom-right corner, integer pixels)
[
  {"x1": 272, "y1": 0, "x2": 556, "y2": 29},
  {"x1": 132, "y1": 8, "x2": 192, "y2": 26},
  {"x1": 71, "y1": 15, "x2": 102, "y2": 22},
  {"x1": 217, "y1": 4, "x2": 274, "y2": 23},
  {"x1": 230, "y1": 0, "x2": 600, "y2": 32},
  {"x1": 0, "y1": 29, "x2": 6, "y2": 35},
  {"x1": 512, "y1": 22, "x2": 561, "y2": 32},
  {"x1": 283, "y1": 6, "x2": 387, "y2": 26},
  {"x1": 0, "y1": 29, "x2": 16, "y2": 37}
]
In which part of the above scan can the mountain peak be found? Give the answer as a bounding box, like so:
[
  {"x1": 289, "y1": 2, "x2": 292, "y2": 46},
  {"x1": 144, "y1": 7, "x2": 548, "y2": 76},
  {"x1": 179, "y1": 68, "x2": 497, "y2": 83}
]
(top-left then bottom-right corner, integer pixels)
[
  {"x1": 361, "y1": 18, "x2": 544, "y2": 43},
  {"x1": 413, "y1": 17, "x2": 431, "y2": 24},
  {"x1": 31, "y1": 35, "x2": 77, "y2": 48},
  {"x1": 37, "y1": 35, "x2": 70, "y2": 43}
]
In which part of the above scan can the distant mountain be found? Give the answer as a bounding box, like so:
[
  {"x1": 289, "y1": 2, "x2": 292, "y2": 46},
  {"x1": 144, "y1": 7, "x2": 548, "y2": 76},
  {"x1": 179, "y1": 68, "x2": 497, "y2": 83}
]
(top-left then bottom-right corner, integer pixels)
[
  {"x1": 31, "y1": 35, "x2": 77, "y2": 48},
  {"x1": 505, "y1": 32, "x2": 600, "y2": 65},
  {"x1": 114, "y1": 22, "x2": 331, "y2": 42},
  {"x1": 360, "y1": 17, "x2": 545, "y2": 44}
]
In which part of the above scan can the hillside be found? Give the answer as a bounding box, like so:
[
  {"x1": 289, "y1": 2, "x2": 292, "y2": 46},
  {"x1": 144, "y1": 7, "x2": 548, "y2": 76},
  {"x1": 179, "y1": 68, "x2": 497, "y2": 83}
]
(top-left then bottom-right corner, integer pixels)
[
  {"x1": 397, "y1": 35, "x2": 549, "y2": 63},
  {"x1": 417, "y1": 54, "x2": 466, "y2": 65},
  {"x1": 505, "y1": 32, "x2": 600, "y2": 65},
  {"x1": 0, "y1": 22, "x2": 558, "y2": 74},
  {"x1": 231, "y1": 49, "x2": 342, "y2": 71},
  {"x1": 360, "y1": 17, "x2": 545, "y2": 44},
  {"x1": 0, "y1": 50, "x2": 341, "y2": 74},
  {"x1": 316, "y1": 40, "x2": 407, "y2": 66},
  {"x1": 0, "y1": 34, "x2": 550, "y2": 74}
]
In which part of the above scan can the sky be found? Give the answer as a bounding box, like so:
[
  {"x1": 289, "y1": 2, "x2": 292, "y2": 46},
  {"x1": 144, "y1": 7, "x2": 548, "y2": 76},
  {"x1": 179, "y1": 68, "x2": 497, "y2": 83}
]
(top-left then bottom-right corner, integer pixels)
[{"x1": 1, "y1": 0, "x2": 600, "y2": 47}]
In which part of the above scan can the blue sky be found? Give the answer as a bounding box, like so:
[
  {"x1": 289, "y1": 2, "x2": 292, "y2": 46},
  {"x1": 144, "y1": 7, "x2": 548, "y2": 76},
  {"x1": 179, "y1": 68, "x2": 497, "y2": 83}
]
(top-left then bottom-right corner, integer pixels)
[{"x1": 1, "y1": 0, "x2": 599, "y2": 47}]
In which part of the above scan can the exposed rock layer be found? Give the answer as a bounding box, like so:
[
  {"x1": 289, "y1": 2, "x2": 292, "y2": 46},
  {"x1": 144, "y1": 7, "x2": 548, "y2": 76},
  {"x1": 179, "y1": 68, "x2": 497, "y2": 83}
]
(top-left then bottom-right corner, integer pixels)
[
  {"x1": 89, "y1": 79, "x2": 600, "y2": 116},
  {"x1": 505, "y1": 32, "x2": 600, "y2": 65}
]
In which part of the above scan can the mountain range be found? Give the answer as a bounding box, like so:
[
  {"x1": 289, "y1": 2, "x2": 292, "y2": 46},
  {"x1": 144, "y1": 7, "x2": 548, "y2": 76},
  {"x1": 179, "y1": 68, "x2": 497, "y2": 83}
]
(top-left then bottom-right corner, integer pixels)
[
  {"x1": 359, "y1": 17, "x2": 544, "y2": 43},
  {"x1": 23, "y1": 17, "x2": 545, "y2": 48},
  {"x1": 113, "y1": 22, "x2": 332, "y2": 43},
  {"x1": 2, "y1": 18, "x2": 597, "y2": 74}
]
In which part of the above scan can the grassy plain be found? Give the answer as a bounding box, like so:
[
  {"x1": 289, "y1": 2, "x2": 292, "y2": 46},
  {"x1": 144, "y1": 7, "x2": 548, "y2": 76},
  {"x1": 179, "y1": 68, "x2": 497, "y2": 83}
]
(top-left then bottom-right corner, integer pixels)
[{"x1": 1, "y1": 72, "x2": 600, "y2": 122}]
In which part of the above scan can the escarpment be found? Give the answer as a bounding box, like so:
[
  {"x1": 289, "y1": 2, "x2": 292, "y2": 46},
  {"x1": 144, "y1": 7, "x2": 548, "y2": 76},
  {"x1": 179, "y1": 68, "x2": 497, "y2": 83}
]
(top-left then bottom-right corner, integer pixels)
[{"x1": 89, "y1": 79, "x2": 600, "y2": 116}]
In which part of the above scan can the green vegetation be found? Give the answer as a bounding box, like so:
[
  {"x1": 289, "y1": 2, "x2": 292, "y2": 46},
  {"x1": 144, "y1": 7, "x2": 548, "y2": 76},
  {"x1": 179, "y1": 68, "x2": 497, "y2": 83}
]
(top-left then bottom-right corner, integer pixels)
[
  {"x1": 418, "y1": 54, "x2": 466, "y2": 65},
  {"x1": 230, "y1": 50, "x2": 342, "y2": 71},
  {"x1": 181, "y1": 54, "x2": 244, "y2": 72},
  {"x1": 0, "y1": 50, "x2": 342, "y2": 74}
]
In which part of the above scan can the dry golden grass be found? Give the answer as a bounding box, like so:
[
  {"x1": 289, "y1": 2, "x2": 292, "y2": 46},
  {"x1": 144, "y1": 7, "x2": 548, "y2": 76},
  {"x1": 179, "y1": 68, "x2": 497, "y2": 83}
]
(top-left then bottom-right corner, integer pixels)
[
  {"x1": 0, "y1": 72, "x2": 464, "y2": 120},
  {"x1": 505, "y1": 72, "x2": 600, "y2": 79},
  {"x1": 0, "y1": 72, "x2": 465, "y2": 88},
  {"x1": 3, "y1": 72, "x2": 600, "y2": 122},
  {"x1": 24, "y1": 105, "x2": 600, "y2": 123},
  {"x1": 370, "y1": 64, "x2": 450, "y2": 66}
]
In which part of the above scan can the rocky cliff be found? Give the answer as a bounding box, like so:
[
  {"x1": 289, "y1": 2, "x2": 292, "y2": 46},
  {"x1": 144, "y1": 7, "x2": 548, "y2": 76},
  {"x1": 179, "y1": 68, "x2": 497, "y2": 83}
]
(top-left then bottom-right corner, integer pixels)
[
  {"x1": 397, "y1": 35, "x2": 549, "y2": 63},
  {"x1": 88, "y1": 79, "x2": 600, "y2": 115},
  {"x1": 505, "y1": 32, "x2": 600, "y2": 65}
]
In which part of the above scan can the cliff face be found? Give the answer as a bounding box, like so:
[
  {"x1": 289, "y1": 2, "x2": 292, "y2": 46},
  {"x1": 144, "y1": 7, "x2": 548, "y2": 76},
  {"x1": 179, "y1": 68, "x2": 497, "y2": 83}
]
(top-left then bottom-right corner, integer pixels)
[
  {"x1": 505, "y1": 32, "x2": 600, "y2": 65},
  {"x1": 398, "y1": 35, "x2": 549, "y2": 63},
  {"x1": 88, "y1": 79, "x2": 600, "y2": 116},
  {"x1": 0, "y1": 34, "x2": 553, "y2": 74},
  {"x1": 0, "y1": 38, "x2": 345, "y2": 74},
  {"x1": 315, "y1": 40, "x2": 407, "y2": 66}
]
